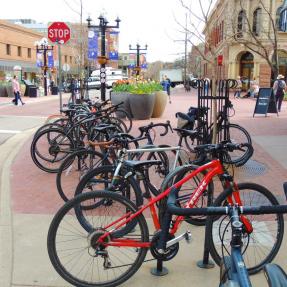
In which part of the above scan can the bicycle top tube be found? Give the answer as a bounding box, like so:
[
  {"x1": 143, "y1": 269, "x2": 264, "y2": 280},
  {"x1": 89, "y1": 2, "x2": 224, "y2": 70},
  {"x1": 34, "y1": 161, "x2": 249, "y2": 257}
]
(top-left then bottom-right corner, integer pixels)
[{"x1": 126, "y1": 146, "x2": 182, "y2": 154}]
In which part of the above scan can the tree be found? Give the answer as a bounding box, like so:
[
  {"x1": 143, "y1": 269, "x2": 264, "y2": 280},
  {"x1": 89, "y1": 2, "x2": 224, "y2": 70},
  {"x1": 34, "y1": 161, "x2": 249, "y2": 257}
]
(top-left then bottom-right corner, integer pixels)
[{"x1": 178, "y1": 0, "x2": 219, "y2": 143}]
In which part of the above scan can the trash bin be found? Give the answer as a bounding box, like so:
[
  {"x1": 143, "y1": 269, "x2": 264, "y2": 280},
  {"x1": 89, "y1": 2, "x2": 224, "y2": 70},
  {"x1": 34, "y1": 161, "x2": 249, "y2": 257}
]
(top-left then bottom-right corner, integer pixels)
[
  {"x1": 23, "y1": 80, "x2": 38, "y2": 97},
  {"x1": 51, "y1": 86, "x2": 58, "y2": 95},
  {"x1": 28, "y1": 86, "x2": 37, "y2": 97}
]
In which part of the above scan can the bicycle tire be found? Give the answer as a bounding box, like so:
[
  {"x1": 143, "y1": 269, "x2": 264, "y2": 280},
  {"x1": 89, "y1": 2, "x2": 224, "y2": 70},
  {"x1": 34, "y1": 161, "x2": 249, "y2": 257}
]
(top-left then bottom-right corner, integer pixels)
[
  {"x1": 56, "y1": 149, "x2": 106, "y2": 202},
  {"x1": 207, "y1": 182, "x2": 284, "y2": 274},
  {"x1": 30, "y1": 128, "x2": 75, "y2": 173},
  {"x1": 219, "y1": 123, "x2": 252, "y2": 166},
  {"x1": 47, "y1": 190, "x2": 149, "y2": 287},
  {"x1": 160, "y1": 164, "x2": 214, "y2": 226},
  {"x1": 113, "y1": 109, "x2": 133, "y2": 133},
  {"x1": 108, "y1": 116, "x2": 128, "y2": 133},
  {"x1": 34, "y1": 122, "x2": 65, "y2": 139},
  {"x1": 75, "y1": 165, "x2": 143, "y2": 207}
]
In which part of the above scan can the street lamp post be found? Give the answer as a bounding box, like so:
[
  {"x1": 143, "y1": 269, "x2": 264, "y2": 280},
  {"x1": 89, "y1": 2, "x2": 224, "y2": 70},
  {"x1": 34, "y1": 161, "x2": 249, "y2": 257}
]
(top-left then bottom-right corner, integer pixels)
[
  {"x1": 36, "y1": 40, "x2": 53, "y2": 96},
  {"x1": 87, "y1": 15, "x2": 120, "y2": 101},
  {"x1": 129, "y1": 44, "x2": 148, "y2": 76}
]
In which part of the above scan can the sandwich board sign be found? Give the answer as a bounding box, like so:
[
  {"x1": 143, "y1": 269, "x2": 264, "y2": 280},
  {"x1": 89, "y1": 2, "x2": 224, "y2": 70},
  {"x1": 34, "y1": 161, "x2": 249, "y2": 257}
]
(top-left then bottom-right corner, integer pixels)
[{"x1": 253, "y1": 88, "x2": 278, "y2": 117}]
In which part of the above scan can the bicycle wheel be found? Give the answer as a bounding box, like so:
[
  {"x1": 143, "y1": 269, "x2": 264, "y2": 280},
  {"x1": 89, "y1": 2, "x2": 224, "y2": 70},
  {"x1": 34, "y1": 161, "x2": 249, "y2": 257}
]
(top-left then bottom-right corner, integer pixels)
[
  {"x1": 47, "y1": 191, "x2": 149, "y2": 287},
  {"x1": 160, "y1": 164, "x2": 214, "y2": 226},
  {"x1": 108, "y1": 116, "x2": 128, "y2": 133},
  {"x1": 113, "y1": 109, "x2": 133, "y2": 133},
  {"x1": 34, "y1": 122, "x2": 65, "y2": 139},
  {"x1": 208, "y1": 183, "x2": 284, "y2": 274},
  {"x1": 75, "y1": 165, "x2": 143, "y2": 207},
  {"x1": 56, "y1": 149, "x2": 106, "y2": 202},
  {"x1": 30, "y1": 128, "x2": 75, "y2": 173},
  {"x1": 219, "y1": 123, "x2": 252, "y2": 166}
]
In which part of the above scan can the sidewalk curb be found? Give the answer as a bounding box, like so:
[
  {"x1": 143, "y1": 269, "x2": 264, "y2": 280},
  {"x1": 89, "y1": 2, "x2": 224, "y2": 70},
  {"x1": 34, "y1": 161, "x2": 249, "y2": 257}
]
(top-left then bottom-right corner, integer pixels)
[{"x1": 0, "y1": 127, "x2": 39, "y2": 287}]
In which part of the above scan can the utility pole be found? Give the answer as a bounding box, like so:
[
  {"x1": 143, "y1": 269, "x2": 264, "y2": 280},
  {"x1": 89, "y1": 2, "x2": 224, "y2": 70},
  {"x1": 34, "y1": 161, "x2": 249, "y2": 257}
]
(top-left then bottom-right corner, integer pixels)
[
  {"x1": 129, "y1": 44, "x2": 148, "y2": 76},
  {"x1": 87, "y1": 15, "x2": 120, "y2": 101}
]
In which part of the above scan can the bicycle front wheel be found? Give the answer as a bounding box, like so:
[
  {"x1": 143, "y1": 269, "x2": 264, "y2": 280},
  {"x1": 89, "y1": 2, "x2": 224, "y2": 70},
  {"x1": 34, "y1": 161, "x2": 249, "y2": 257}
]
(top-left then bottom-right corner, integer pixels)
[
  {"x1": 208, "y1": 183, "x2": 284, "y2": 274},
  {"x1": 47, "y1": 191, "x2": 149, "y2": 287},
  {"x1": 220, "y1": 123, "x2": 252, "y2": 166}
]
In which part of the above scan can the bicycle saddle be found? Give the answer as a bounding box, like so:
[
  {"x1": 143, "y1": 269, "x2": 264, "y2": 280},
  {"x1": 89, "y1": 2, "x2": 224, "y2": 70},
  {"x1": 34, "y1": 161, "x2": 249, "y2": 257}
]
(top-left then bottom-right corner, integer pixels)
[
  {"x1": 264, "y1": 264, "x2": 287, "y2": 287},
  {"x1": 173, "y1": 128, "x2": 198, "y2": 137},
  {"x1": 175, "y1": 112, "x2": 194, "y2": 122},
  {"x1": 124, "y1": 160, "x2": 162, "y2": 169}
]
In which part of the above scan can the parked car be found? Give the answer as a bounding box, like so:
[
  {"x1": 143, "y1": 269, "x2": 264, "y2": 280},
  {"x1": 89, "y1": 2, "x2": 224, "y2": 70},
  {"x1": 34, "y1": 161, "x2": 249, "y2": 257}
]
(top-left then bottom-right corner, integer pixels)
[{"x1": 87, "y1": 76, "x2": 101, "y2": 90}]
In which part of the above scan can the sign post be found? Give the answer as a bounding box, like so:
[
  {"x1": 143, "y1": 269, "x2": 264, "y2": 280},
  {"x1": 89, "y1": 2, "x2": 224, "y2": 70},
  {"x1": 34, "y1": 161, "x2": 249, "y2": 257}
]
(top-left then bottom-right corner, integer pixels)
[
  {"x1": 253, "y1": 88, "x2": 278, "y2": 117},
  {"x1": 48, "y1": 22, "x2": 70, "y2": 111}
]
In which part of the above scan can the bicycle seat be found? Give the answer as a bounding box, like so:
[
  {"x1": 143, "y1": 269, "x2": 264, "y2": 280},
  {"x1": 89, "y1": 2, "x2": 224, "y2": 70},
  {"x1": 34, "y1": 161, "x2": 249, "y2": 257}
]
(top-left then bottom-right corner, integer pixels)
[
  {"x1": 264, "y1": 264, "x2": 287, "y2": 287},
  {"x1": 175, "y1": 112, "x2": 194, "y2": 122},
  {"x1": 173, "y1": 128, "x2": 198, "y2": 137},
  {"x1": 124, "y1": 160, "x2": 162, "y2": 170}
]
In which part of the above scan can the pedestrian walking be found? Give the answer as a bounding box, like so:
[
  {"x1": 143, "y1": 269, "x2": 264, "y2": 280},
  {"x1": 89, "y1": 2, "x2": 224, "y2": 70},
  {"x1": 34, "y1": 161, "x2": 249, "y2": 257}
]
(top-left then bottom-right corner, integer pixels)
[
  {"x1": 234, "y1": 76, "x2": 242, "y2": 98},
  {"x1": 12, "y1": 75, "x2": 25, "y2": 106},
  {"x1": 273, "y1": 74, "x2": 286, "y2": 112},
  {"x1": 161, "y1": 75, "x2": 171, "y2": 103}
]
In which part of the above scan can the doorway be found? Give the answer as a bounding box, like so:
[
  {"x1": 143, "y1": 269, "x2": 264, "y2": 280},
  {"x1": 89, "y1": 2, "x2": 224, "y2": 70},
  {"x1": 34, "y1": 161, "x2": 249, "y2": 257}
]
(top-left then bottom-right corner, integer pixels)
[{"x1": 240, "y1": 52, "x2": 254, "y2": 90}]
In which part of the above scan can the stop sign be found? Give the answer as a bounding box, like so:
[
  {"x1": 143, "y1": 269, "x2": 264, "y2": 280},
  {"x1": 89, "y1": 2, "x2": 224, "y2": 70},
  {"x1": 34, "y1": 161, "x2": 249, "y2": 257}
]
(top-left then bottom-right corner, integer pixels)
[{"x1": 48, "y1": 22, "x2": 70, "y2": 44}]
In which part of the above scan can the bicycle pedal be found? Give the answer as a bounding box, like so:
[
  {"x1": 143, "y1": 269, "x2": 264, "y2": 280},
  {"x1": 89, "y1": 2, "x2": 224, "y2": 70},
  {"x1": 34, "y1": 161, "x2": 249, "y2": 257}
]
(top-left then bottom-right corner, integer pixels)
[{"x1": 185, "y1": 231, "x2": 192, "y2": 244}]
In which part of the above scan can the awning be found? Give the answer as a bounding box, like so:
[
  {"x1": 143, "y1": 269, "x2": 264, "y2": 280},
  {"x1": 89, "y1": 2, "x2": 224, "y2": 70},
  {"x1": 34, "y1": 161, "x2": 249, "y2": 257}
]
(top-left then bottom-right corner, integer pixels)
[{"x1": 0, "y1": 59, "x2": 41, "y2": 73}]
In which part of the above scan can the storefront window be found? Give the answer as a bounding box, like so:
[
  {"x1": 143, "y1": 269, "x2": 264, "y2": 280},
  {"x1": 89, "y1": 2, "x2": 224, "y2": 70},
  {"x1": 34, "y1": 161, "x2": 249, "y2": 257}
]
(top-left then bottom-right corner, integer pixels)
[{"x1": 240, "y1": 52, "x2": 254, "y2": 90}]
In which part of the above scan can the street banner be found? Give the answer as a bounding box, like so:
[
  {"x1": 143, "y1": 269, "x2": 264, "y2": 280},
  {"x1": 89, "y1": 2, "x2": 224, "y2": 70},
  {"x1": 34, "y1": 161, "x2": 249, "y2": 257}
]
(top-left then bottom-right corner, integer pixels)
[
  {"x1": 47, "y1": 51, "x2": 54, "y2": 68},
  {"x1": 88, "y1": 29, "x2": 98, "y2": 60},
  {"x1": 108, "y1": 31, "x2": 119, "y2": 60},
  {"x1": 140, "y1": 53, "x2": 147, "y2": 69},
  {"x1": 36, "y1": 52, "x2": 43, "y2": 67}
]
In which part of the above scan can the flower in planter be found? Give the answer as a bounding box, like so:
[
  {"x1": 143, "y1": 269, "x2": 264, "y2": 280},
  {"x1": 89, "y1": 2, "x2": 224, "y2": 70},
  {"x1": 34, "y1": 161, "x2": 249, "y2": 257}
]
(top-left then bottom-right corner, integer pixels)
[{"x1": 112, "y1": 78, "x2": 163, "y2": 95}]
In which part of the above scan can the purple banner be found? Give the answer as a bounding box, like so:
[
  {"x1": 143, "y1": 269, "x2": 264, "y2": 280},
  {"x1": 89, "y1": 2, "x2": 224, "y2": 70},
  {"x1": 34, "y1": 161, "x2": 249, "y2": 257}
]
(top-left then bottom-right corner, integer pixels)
[
  {"x1": 88, "y1": 29, "x2": 98, "y2": 60},
  {"x1": 108, "y1": 31, "x2": 119, "y2": 60},
  {"x1": 47, "y1": 51, "x2": 54, "y2": 68},
  {"x1": 36, "y1": 52, "x2": 43, "y2": 67}
]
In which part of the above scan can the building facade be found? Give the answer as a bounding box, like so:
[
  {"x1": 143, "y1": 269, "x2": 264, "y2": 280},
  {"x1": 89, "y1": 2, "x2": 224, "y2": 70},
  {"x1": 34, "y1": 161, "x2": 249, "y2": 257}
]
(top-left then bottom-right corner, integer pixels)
[
  {"x1": 203, "y1": 0, "x2": 287, "y2": 89},
  {"x1": 0, "y1": 20, "x2": 78, "y2": 86}
]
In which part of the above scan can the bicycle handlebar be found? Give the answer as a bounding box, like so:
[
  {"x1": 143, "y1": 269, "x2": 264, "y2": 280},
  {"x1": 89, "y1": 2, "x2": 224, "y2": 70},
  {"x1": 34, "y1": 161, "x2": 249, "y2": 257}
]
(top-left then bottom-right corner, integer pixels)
[
  {"x1": 138, "y1": 121, "x2": 173, "y2": 137},
  {"x1": 167, "y1": 186, "x2": 287, "y2": 216}
]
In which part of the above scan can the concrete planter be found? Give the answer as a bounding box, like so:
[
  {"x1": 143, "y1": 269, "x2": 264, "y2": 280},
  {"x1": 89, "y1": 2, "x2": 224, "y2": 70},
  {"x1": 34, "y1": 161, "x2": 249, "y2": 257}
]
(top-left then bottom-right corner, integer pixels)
[
  {"x1": 152, "y1": 91, "x2": 168, "y2": 118},
  {"x1": 6, "y1": 85, "x2": 14, "y2": 98},
  {"x1": 129, "y1": 93, "x2": 155, "y2": 120},
  {"x1": 110, "y1": 91, "x2": 132, "y2": 118}
]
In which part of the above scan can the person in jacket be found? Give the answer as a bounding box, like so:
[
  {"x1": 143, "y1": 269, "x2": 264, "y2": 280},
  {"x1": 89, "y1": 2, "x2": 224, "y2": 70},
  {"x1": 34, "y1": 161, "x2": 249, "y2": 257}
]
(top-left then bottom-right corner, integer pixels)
[{"x1": 273, "y1": 74, "x2": 286, "y2": 112}]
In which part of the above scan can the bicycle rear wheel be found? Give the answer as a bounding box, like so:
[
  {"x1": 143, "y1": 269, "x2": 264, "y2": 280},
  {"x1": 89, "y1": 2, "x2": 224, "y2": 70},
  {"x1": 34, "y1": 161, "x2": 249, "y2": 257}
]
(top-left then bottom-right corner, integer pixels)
[
  {"x1": 208, "y1": 183, "x2": 284, "y2": 274},
  {"x1": 47, "y1": 191, "x2": 149, "y2": 287},
  {"x1": 56, "y1": 149, "x2": 105, "y2": 202},
  {"x1": 30, "y1": 128, "x2": 75, "y2": 173}
]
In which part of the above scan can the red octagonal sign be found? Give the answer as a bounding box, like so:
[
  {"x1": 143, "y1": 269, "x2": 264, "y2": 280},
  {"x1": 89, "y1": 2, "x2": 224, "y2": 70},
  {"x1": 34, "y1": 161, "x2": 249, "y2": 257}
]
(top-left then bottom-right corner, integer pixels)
[{"x1": 48, "y1": 22, "x2": 70, "y2": 44}]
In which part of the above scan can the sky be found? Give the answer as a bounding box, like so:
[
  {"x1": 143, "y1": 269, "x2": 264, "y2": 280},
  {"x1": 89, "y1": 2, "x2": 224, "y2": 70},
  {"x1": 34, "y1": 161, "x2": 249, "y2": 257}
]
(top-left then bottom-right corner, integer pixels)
[{"x1": 0, "y1": 0, "x2": 198, "y2": 62}]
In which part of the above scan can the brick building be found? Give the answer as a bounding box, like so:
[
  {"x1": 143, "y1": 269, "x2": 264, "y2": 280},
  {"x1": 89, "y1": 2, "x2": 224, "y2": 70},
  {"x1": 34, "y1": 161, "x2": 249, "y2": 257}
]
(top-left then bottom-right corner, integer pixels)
[
  {"x1": 0, "y1": 20, "x2": 77, "y2": 84},
  {"x1": 203, "y1": 0, "x2": 287, "y2": 89}
]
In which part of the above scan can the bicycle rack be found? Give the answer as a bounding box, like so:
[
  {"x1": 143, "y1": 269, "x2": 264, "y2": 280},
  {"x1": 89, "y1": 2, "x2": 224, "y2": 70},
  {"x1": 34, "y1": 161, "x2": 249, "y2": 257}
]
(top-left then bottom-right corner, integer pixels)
[
  {"x1": 192, "y1": 79, "x2": 237, "y2": 269},
  {"x1": 151, "y1": 259, "x2": 169, "y2": 276},
  {"x1": 193, "y1": 79, "x2": 237, "y2": 145}
]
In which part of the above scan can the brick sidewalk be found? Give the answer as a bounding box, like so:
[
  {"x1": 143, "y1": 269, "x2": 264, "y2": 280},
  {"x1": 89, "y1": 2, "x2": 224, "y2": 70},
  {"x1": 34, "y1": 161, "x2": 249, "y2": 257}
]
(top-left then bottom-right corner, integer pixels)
[{"x1": 1, "y1": 86, "x2": 287, "y2": 286}]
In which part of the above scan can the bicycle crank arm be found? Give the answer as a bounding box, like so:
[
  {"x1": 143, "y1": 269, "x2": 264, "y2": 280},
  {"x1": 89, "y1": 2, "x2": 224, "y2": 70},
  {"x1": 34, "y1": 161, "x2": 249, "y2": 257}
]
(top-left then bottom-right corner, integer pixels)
[{"x1": 166, "y1": 231, "x2": 192, "y2": 248}]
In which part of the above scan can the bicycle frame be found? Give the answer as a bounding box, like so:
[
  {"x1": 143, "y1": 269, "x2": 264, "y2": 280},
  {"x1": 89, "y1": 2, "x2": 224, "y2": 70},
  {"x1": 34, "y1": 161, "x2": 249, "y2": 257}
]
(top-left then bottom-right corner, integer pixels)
[{"x1": 97, "y1": 159, "x2": 226, "y2": 248}]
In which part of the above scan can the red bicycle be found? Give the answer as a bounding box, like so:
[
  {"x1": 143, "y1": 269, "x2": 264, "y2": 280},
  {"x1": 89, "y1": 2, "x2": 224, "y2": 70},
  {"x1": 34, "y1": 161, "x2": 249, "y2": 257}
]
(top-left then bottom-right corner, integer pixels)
[{"x1": 47, "y1": 143, "x2": 284, "y2": 287}]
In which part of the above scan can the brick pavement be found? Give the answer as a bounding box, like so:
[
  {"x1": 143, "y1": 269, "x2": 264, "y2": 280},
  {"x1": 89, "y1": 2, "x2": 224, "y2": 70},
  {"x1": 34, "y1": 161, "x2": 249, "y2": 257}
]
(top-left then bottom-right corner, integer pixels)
[{"x1": 1, "y1": 86, "x2": 287, "y2": 286}]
